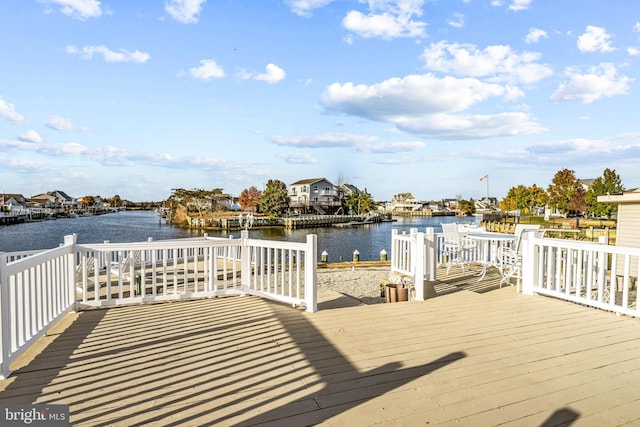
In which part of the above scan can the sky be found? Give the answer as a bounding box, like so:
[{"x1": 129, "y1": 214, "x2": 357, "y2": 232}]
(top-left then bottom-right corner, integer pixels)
[{"x1": 1, "y1": 0, "x2": 640, "y2": 203}]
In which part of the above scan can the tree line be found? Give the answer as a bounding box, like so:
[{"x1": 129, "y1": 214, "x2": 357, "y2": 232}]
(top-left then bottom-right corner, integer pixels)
[
  {"x1": 499, "y1": 168, "x2": 624, "y2": 219},
  {"x1": 167, "y1": 179, "x2": 376, "y2": 218}
]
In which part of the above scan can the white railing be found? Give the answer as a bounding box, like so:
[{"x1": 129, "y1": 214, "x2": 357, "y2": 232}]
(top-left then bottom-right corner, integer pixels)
[
  {"x1": 390, "y1": 228, "x2": 437, "y2": 300},
  {"x1": 393, "y1": 227, "x2": 640, "y2": 317},
  {"x1": 522, "y1": 235, "x2": 640, "y2": 317},
  {"x1": 244, "y1": 235, "x2": 317, "y2": 311},
  {"x1": 0, "y1": 235, "x2": 77, "y2": 379},
  {"x1": 2, "y1": 249, "x2": 45, "y2": 264},
  {"x1": 0, "y1": 231, "x2": 317, "y2": 378}
]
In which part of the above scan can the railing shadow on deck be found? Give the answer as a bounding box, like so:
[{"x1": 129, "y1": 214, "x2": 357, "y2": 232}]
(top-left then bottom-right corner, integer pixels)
[
  {"x1": 0, "y1": 309, "x2": 108, "y2": 403},
  {"x1": 0, "y1": 296, "x2": 467, "y2": 425}
]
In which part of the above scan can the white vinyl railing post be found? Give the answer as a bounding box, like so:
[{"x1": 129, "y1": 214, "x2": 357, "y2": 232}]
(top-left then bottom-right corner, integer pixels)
[
  {"x1": 521, "y1": 233, "x2": 536, "y2": 295},
  {"x1": 64, "y1": 234, "x2": 77, "y2": 309},
  {"x1": 304, "y1": 234, "x2": 317, "y2": 312},
  {"x1": 390, "y1": 229, "x2": 399, "y2": 273},
  {"x1": 414, "y1": 231, "x2": 425, "y2": 301},
  {"x1": 0, "y1": 253, "x2": 10, "y2": 378},
  {"x1": 240, "y1": 230, "x2": 250, "y2": 296},
  {"x1": 425, "y1": 227, "x2": 437, "y2": 281}
]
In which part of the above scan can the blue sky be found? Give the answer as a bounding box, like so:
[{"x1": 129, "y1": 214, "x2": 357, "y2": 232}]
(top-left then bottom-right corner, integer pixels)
[{"x1": 1, "y1": 0, "x2": 640, "y2": 202}]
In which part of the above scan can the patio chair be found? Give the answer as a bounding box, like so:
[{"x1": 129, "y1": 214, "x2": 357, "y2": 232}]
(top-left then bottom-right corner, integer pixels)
[
  {"x1": 441, "y1": 223, "x2": 477, "y2": 275},
  {"x1": 75, "y1": 256, "x2": 97, "y2": 292},
  {"x1": 110, "y1": 250, "x2": 142, "y2": 281},
  {"x1": 497, "y1": 224, "x2": 542, "y2": 291}
]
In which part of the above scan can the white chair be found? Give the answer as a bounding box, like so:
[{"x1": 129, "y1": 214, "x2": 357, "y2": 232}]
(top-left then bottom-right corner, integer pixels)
[
  {"x1": 441, "y1": 223, "x2": 477, "y2": 275},
  {"x1": 110, "y1": 250, "x2": 141, "y2": 280},
  {"x1": 497, "y1": 224, "x2": 541, "y2": 291},
  {"x1": 75, "y1": 256, "x2": 97, "y2": 292}
]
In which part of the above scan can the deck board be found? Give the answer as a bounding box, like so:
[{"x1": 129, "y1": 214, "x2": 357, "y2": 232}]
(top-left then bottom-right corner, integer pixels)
[{"x1": 2, "y1": 267, "x2": 640, "y2": 425}]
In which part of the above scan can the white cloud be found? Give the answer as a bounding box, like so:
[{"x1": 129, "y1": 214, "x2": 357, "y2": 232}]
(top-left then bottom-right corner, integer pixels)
[
  {"x1": 271, "y1": 133, "x2": 378, "y2": 148},
  {"x1": 276, "y1": 151, "x2": 318, "y2": 164},
  {"x1": 421, "y1": 41, "x2": 553, "y2": 84},
  {"x1": 447, "y1": 12, "x2": 464, "y2": 29},
  {"x1": 254, "y1": 64, "x2": 286, "y2": 84},
  {"x1": 285, "y1": 0, "x2": 335, "y2": 17},
  {"x1": 577, "y1": 25, "x2": 615, "y2": 53},
  {"x1": 66, "y1": 45, "x2": 150, "y2": 63},
  {"x1": 491, "y1": 0, "x2": 531, "y2": 11},
  {"x1": 165, "y1": 0, "x2": 206, "y2": 24},
  {"x1": 40, "y1": 0, "x2": 102, "y2": 20},
  {"x1": 356, "y1": 140, "x2": 426, "y2": 153},
  {"x1": 236, "y1": 64, "x2": 285, "y2": 84},
  {"x1": 343, "y1": 11, "x2": 426, "y2": 39},
  {"x1": 321, "y1": 73, "x2": 545, "y2": 139},
  {"x1": 18, "y1": 130, "x2": 42, "y2": 143},
  {"x1": 46, "y1": 116, "x2": 85, "y2": 131},
  {"x1": 525, "y1": 27, "x2": 547, "y2": 44},
  {"x1": 270, "y1": 133, "x2": 424, "y2": 153},
  {"x1": 550, "y1": 63, "x2": 633, "y2": 104},
  {"x1": 393, "y1": 111, "x2": 545, "y2": 139},
  {"x1": 186, "y1": 59, "x2": 225, "y2": 80},
  {"x1": 508, "y1": 0, "x2": 532, "y2": 11},
  {"x1": 0, "y1": 97, "x2": 25, "y2": 123},
  {"x1": 627, "y1": 47, "x2": 640, "y2": 56}
]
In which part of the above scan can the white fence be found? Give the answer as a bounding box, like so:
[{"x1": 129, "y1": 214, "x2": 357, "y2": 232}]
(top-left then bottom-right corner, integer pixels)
[
  {"x1": 0, "y1": 231, "x2": 317, "y2": 378},
  {"x1": 390, "y1": 228, "x2": 438, "y2": 300},
  {"x1": 392, "y1": 226, "x2": 640, "y2": 317},
  {"x1": 522, "y1": 235, "x2": 640, "y2": 317}
]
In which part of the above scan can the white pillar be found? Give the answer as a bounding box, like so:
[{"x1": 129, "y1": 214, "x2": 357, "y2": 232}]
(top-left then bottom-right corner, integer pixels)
[{"x1": 305, "y1": 234, "x2": 317, "y2": 312}]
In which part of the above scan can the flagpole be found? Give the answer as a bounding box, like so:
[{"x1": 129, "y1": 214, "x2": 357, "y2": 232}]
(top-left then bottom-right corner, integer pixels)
[{"x1": 486, "y1": 175, "x2": 489, "y2": 199}]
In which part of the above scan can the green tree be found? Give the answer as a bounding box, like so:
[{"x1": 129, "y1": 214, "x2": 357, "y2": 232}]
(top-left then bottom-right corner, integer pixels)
[
  {"x1": 344, "y1": 188, "x2": 375, "y2": 215},
  {"x1": 458, "y1": 198, "x2": 476, "y2": 216},
  {"x1": 109, "y1": 194, "x2": 122, "y2": 208},
  {"x1": 259, "y1": 179, "x2": 289, "y2": 217},
  {"x1": 499, "y1": 185, "x2": 528, "y2": 212},
  {"x1": 528, "y1": 184, "x2": 548, "y2": 211},
  {"x1": 547, "y1": 168, "x2": 580, "y2": 214},
  {"x1": 586, "y1": 168, "x2": 624, "y2": 219}
]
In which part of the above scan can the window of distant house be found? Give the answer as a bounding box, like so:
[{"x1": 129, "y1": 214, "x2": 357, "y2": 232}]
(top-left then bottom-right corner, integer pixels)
[
  {"x1": 325, "y1": 186, "x2": 330, "y2": 192},
  {"x1": 302, "y1": 186, "x2": 307, "y2": 193},
  {"x1": 313, "y1": 185, "x2": 318, "y2": 192}
]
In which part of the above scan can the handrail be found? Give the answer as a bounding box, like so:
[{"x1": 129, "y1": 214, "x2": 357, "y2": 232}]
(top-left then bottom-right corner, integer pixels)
[
  {"x1": 0, "y1": 232, "x2": 318, "y2": 378},
  {"x1": 522, "y1": 235, "x2": 640, "y2": 317},
  {"x1": 0, "y1": 236, "x2": 77, "y2": 378}
]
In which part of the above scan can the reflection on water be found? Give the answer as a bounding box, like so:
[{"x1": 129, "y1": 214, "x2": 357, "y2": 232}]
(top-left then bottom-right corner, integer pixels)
[{"x1": 0, "y1": 211, "x2": 480, "y2": 261}]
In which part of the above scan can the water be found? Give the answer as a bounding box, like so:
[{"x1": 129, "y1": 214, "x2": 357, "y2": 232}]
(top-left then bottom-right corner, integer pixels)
[{"x1": 0, "y1": 210, "x2": 480, "y2": 261}]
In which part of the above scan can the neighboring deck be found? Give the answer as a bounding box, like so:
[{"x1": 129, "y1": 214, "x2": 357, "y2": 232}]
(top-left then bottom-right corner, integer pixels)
[{"x1": 2, "y1": 267, "x2": 640, "y2": 426}]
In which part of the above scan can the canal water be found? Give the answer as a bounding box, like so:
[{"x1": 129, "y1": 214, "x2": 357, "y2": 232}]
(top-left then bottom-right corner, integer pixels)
[{"x1": 0, "y1": 210, "x2": 480, "y2": 261}]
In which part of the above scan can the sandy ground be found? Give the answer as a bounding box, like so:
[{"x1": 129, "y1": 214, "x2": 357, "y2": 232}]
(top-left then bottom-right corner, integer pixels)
[{"x1": 317, "y1": 266, "x2": 390, "y2": 304}]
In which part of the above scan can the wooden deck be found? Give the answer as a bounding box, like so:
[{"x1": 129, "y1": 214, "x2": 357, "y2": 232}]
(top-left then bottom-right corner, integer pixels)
[{"x1": 3, "y1": 267, "x2": 640, "y2": 426}]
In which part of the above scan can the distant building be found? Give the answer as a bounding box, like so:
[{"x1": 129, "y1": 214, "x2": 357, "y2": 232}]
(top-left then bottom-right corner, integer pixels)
[
  {"x1": 288, "y1": 178, "x2": 341, "y2": 215},
  {"x1": 29, "y1": 190, "x2": 77, "y2": 209},
  {"x1": 386, "y1": 193, "x2": 422, "y2": 211},
  {"x1": 0, "y1": 193, "x2": 27, "y2": 208}
]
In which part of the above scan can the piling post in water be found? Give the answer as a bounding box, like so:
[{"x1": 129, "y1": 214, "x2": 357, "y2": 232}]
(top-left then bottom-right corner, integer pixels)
[
  {"x1": 321, "y1": 251, "x2": 328, "y2": 263},
  {"x1": 353, "y1": 250, "x2": 360, "y2": 262},
  {"x1": 380, "y1": 249, "x2": 387, "y2": 261}
]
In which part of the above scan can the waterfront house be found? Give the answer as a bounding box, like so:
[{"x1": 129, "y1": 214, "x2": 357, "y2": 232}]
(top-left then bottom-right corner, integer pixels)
[
  {"x1": 29, "y1": 190, "x2": 77, "y2": 211},
  {"x1": 0, "y1": 194, "x2": 27, "y2": 210},
  {"x1": 289, "y1": 178, "x2": 342, "y2": 215},
  {"x1": 387, "y1": 192, "x2": 422, "y2": 211}
]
